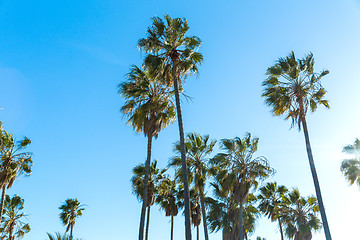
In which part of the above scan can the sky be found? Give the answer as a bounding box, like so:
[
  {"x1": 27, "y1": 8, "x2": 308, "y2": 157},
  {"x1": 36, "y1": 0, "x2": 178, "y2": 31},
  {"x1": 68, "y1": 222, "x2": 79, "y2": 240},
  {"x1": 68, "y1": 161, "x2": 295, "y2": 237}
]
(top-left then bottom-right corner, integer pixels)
[{"x1": 0, "y1": 0, "x2": 360, "y2": 239}]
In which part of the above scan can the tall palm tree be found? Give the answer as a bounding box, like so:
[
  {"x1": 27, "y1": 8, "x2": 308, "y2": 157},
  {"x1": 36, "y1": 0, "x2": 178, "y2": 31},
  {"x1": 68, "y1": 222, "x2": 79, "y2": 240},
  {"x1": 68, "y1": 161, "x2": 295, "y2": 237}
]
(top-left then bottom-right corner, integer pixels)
[
  {"x1": 131, "y1": 160, "x2": 167, "y2": 240},
  {"x1": 210, "y1": 133, "x2": 273, "y2": 240},
  {"x1": 0, "y1": 195, "x2": 30, "y2": 240},
  {"x1": 262, "y1": 51, "x2": 332, "y2": 239},
  {"x1": 155, "y1": 177, "x2": 180, "y2": 240},
  {"x1": 0, "y1": 131, "x2": 32, "y2": 222},
  {"x1": 138, "y1": 15, "x2": 203, "y2": 240},
  {"x1": 59, "y1": 198, "x2": 85, "y2": 240},
  {"x1": 119, "y1": 64, "x2": 176, "y2": 240},
  {"x1": 169, "y1": 133, "x2": 216, "y2": 240},
  {"x1": 340, "y1": 138, "x2": 360, "y2": 187},
  {"x1": 257, "y1": 182, "x2": 288, "y2": 240},
  {"x1": 282, "y1": 189, "x2": 321, "y2": 240}
]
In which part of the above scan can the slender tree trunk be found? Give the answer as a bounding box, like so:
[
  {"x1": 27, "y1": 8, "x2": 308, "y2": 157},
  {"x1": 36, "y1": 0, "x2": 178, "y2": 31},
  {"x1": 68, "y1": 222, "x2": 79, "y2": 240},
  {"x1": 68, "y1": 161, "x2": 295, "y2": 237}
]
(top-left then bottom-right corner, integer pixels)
[
  {"x1": 139, "y1": 135, "x2": 153, "y2": 240},
  {"x1": 199, "y1": 189, "x2": 209, "y2": 240},
  {"x1": 9, "y1": 225, "x2": 13, "y2": 240},
  {"x1": 0, "y1": 186, "x2": 6, "y2": 222},
  {"x1": 171, "y1": 215, "x2": 174, "y2": 240},
  {"x1": 70, "y1": 224, "x2": 74, "y2": 240},
  {"x1": 301, "y1": 117, "x2": 332, "y2": 240},
  {"x1": 196, "y1": 225, "x2": 199, "y2": 240},
  {"x1": 172, "y1": 63, "x2": 192, "y2": 240},
  {"x1": 145, "y1": 206, "x2": 151, "y2": 240},
  {"x1": 239, "y1": 202, "x2": 244, "y2": 240},
  {"x1": 278, "y1": 218, "x2": 284, "y2": 240}
]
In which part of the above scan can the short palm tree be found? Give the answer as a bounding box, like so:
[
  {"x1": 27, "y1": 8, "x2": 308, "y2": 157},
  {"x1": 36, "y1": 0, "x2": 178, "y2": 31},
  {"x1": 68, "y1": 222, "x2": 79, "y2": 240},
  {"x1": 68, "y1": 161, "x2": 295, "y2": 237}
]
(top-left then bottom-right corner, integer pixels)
[
  {"x1": 340, "y1": 138, "x2": 360, "y2": 187},
  {"x1": 262, "y1": 51, "x2": 332, "y2": 239},
  {"x1": 282, "y1": 189, "x2": 321, "y2": 240},
  {"x1": 138, "y1": 15, "x2": 203, "y2": 240},
  {"x1": 0, "y1": 131, "x2": 32, "y2": 222},
  {"x1": 257, "y1": 182, "x2": 288, "y2": 240},
  {"x1": 59, "y1": 198, "x2": 85, "y2": 240},
  {"x1": 155, "y1": 177, "x2": 180, "y2": 240},
  {"x1": 131, "y1": 160, "x2": 167, "y2": 240},
  {"x1": 169, "y1": 133, "x2": 216, "y2": 240},
  {"x1": 210, "y1": 133, "x2": 273, "y2": 240},
  {"x1": 46, "y1": 232, "x2": 82, "y2": 240},
  {"x1": 0, "y1": 195, "x2": 30, "y2": 240},
  {"x1": 119, "y1": 64, "x2": 175, "y2": 240}
]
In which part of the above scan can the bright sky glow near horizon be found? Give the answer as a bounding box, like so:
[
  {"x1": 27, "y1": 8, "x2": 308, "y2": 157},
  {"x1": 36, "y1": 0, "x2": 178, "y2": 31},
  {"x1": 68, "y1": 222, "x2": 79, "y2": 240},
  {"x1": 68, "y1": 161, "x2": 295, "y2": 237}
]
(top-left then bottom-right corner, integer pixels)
[{"x1": 1, "y1": 0, "x2": 360, "y2": 239}]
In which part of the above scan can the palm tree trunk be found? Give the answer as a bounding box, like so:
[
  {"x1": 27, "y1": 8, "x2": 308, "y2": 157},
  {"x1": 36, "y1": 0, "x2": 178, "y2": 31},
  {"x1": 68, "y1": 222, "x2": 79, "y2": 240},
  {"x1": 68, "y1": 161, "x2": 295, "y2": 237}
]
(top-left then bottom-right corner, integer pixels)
[
  {"x1": 278, "y1": 218, "x2": 284, "y2": 240},
  {"x1": 70, "y1": 224, "x2": 74, "y2": 240},
  {"x1": 172, "y1": 63, "x2": 192, "y2": 240},
  {"x1": 9, "y1": 225, "x2": 13, "y2": 240},
  {"x1": 199, "y1": 189, "x2": 209, "y2": 240},
  {"x1": 139, "y1": 135, "x2": 153, "y2": 240},
  {"x1": 196, "y1": 225, "x2": 199, "y2": 240},
  {"x1": 239, "y1": 202, "x2": 244, "y2": 240},
  {"x1": 145, "y1": 206, "x2": 151, "y2": 240},
  {"x1": 171, "y1": 215, "x2": 174, "y2": 240},
  {"x1": 0, "y1": 186, "x2": 6, "y2": 222},
  {"x1": 301, "y1": 117, "x2": 332, "y2": 240}
]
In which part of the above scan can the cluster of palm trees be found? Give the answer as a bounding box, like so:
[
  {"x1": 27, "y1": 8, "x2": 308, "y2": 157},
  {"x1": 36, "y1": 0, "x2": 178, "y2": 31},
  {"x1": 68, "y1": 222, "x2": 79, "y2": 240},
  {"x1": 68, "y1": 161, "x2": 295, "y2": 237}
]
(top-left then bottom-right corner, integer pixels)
[
  {"x1": 120, "y1": 14, "x2": 334, "y2": 240},
  {"x1": 131, "y1": 133, "x2": 322, "y2": 240},
  {"x1": 0, "y1": 122, "x2": 32, "y2": 240},
  {"x1": 0, "y1": 122, "x2": 86, "y2": 240}
]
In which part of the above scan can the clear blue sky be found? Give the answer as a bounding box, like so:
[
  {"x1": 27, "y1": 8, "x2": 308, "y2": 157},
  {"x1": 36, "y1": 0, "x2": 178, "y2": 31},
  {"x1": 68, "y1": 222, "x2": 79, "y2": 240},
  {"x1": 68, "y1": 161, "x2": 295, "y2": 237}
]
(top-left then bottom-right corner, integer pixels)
[{"x1": 0, "y1": 0, "x2": 360, "y2": 239}]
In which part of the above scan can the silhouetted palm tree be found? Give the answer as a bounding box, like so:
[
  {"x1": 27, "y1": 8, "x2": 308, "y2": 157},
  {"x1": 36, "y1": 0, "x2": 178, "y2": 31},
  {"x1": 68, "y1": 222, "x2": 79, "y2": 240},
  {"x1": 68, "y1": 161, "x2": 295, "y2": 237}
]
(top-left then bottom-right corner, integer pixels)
[
  {"x1": 262, "y1": 51, "x2": 332, "y2": 239},
  {"x1": 138, "y1": 15, "x2": 203, "y2": 240}
]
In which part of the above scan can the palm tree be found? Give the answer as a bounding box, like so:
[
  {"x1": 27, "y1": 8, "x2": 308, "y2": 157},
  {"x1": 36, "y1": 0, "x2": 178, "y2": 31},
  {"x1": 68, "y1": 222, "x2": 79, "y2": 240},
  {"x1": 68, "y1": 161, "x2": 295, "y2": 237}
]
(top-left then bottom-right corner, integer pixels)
[
  {"x1": 0, "y1": 131, "x2": 32, "y2": 222},
  {"x1": 59, "y1": 198, "x2": 85, "y2": 240},
  {"x1": 46, "y1": 232, "x2": 81, "y2": 240},
  {"x1": 282, "y1": 189, "x2": 321, "y2": 240},
  {"x1": 340, "y1": 138, "x2": 360, "y2": 187},
  {"x1": 262, "y1": 51, "x2": 332, "y2": 240},
  {"x1": 131, "y1": 160, "x2": 167, "y2": 240},
  {"x1": 119, "y1": 64, "x2": 176, "y2": 240},
  {"x1": 210, "y1": 133, "x2": 273, "y2": 240},
  {"x1": 0, "y1": 195, "x2": 30, "y2": 240},
  {"x1": 155, "y1": 177, "x2": 180, "y2": 240},
  {"x1": 257, "y1": 182, "x2": 288, "y2": 240},
  {"x1": 206, "y1": 178, "x2": 259, "y2": 240},
  {"x1": 138, "y1": 15, "x2": 203, "y2": 240},
  {"x1": 169, "y1": 133, "x2": 216, "y2": 240}
]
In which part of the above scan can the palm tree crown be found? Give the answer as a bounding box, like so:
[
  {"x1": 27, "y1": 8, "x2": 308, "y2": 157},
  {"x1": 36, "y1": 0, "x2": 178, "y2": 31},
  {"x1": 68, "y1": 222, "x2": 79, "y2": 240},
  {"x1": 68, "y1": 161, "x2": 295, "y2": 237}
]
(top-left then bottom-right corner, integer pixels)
[
  {"x1": 262, "y1": 51, "x2": 329, "y2": 129},
  {"x1": 283, "y1": 189, "x2": 321, "y2": 240},
  {"x1": 340, "y1": 138, "x2": 360, "y2": 187},
  {"x1": 138, "y1": 14, "x2": 203, "y2": 87},
  {"x1": 119, "y1": 65, "x2": 176, "y2": 138}
]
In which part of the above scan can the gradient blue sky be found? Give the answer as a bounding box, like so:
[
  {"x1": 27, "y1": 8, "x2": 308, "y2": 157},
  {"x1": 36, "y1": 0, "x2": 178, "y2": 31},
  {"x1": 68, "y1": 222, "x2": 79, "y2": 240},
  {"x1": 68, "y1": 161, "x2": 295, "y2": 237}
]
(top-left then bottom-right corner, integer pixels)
[{"x1": 1, "y1": 0, "x2": 360, "y2": 239}]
